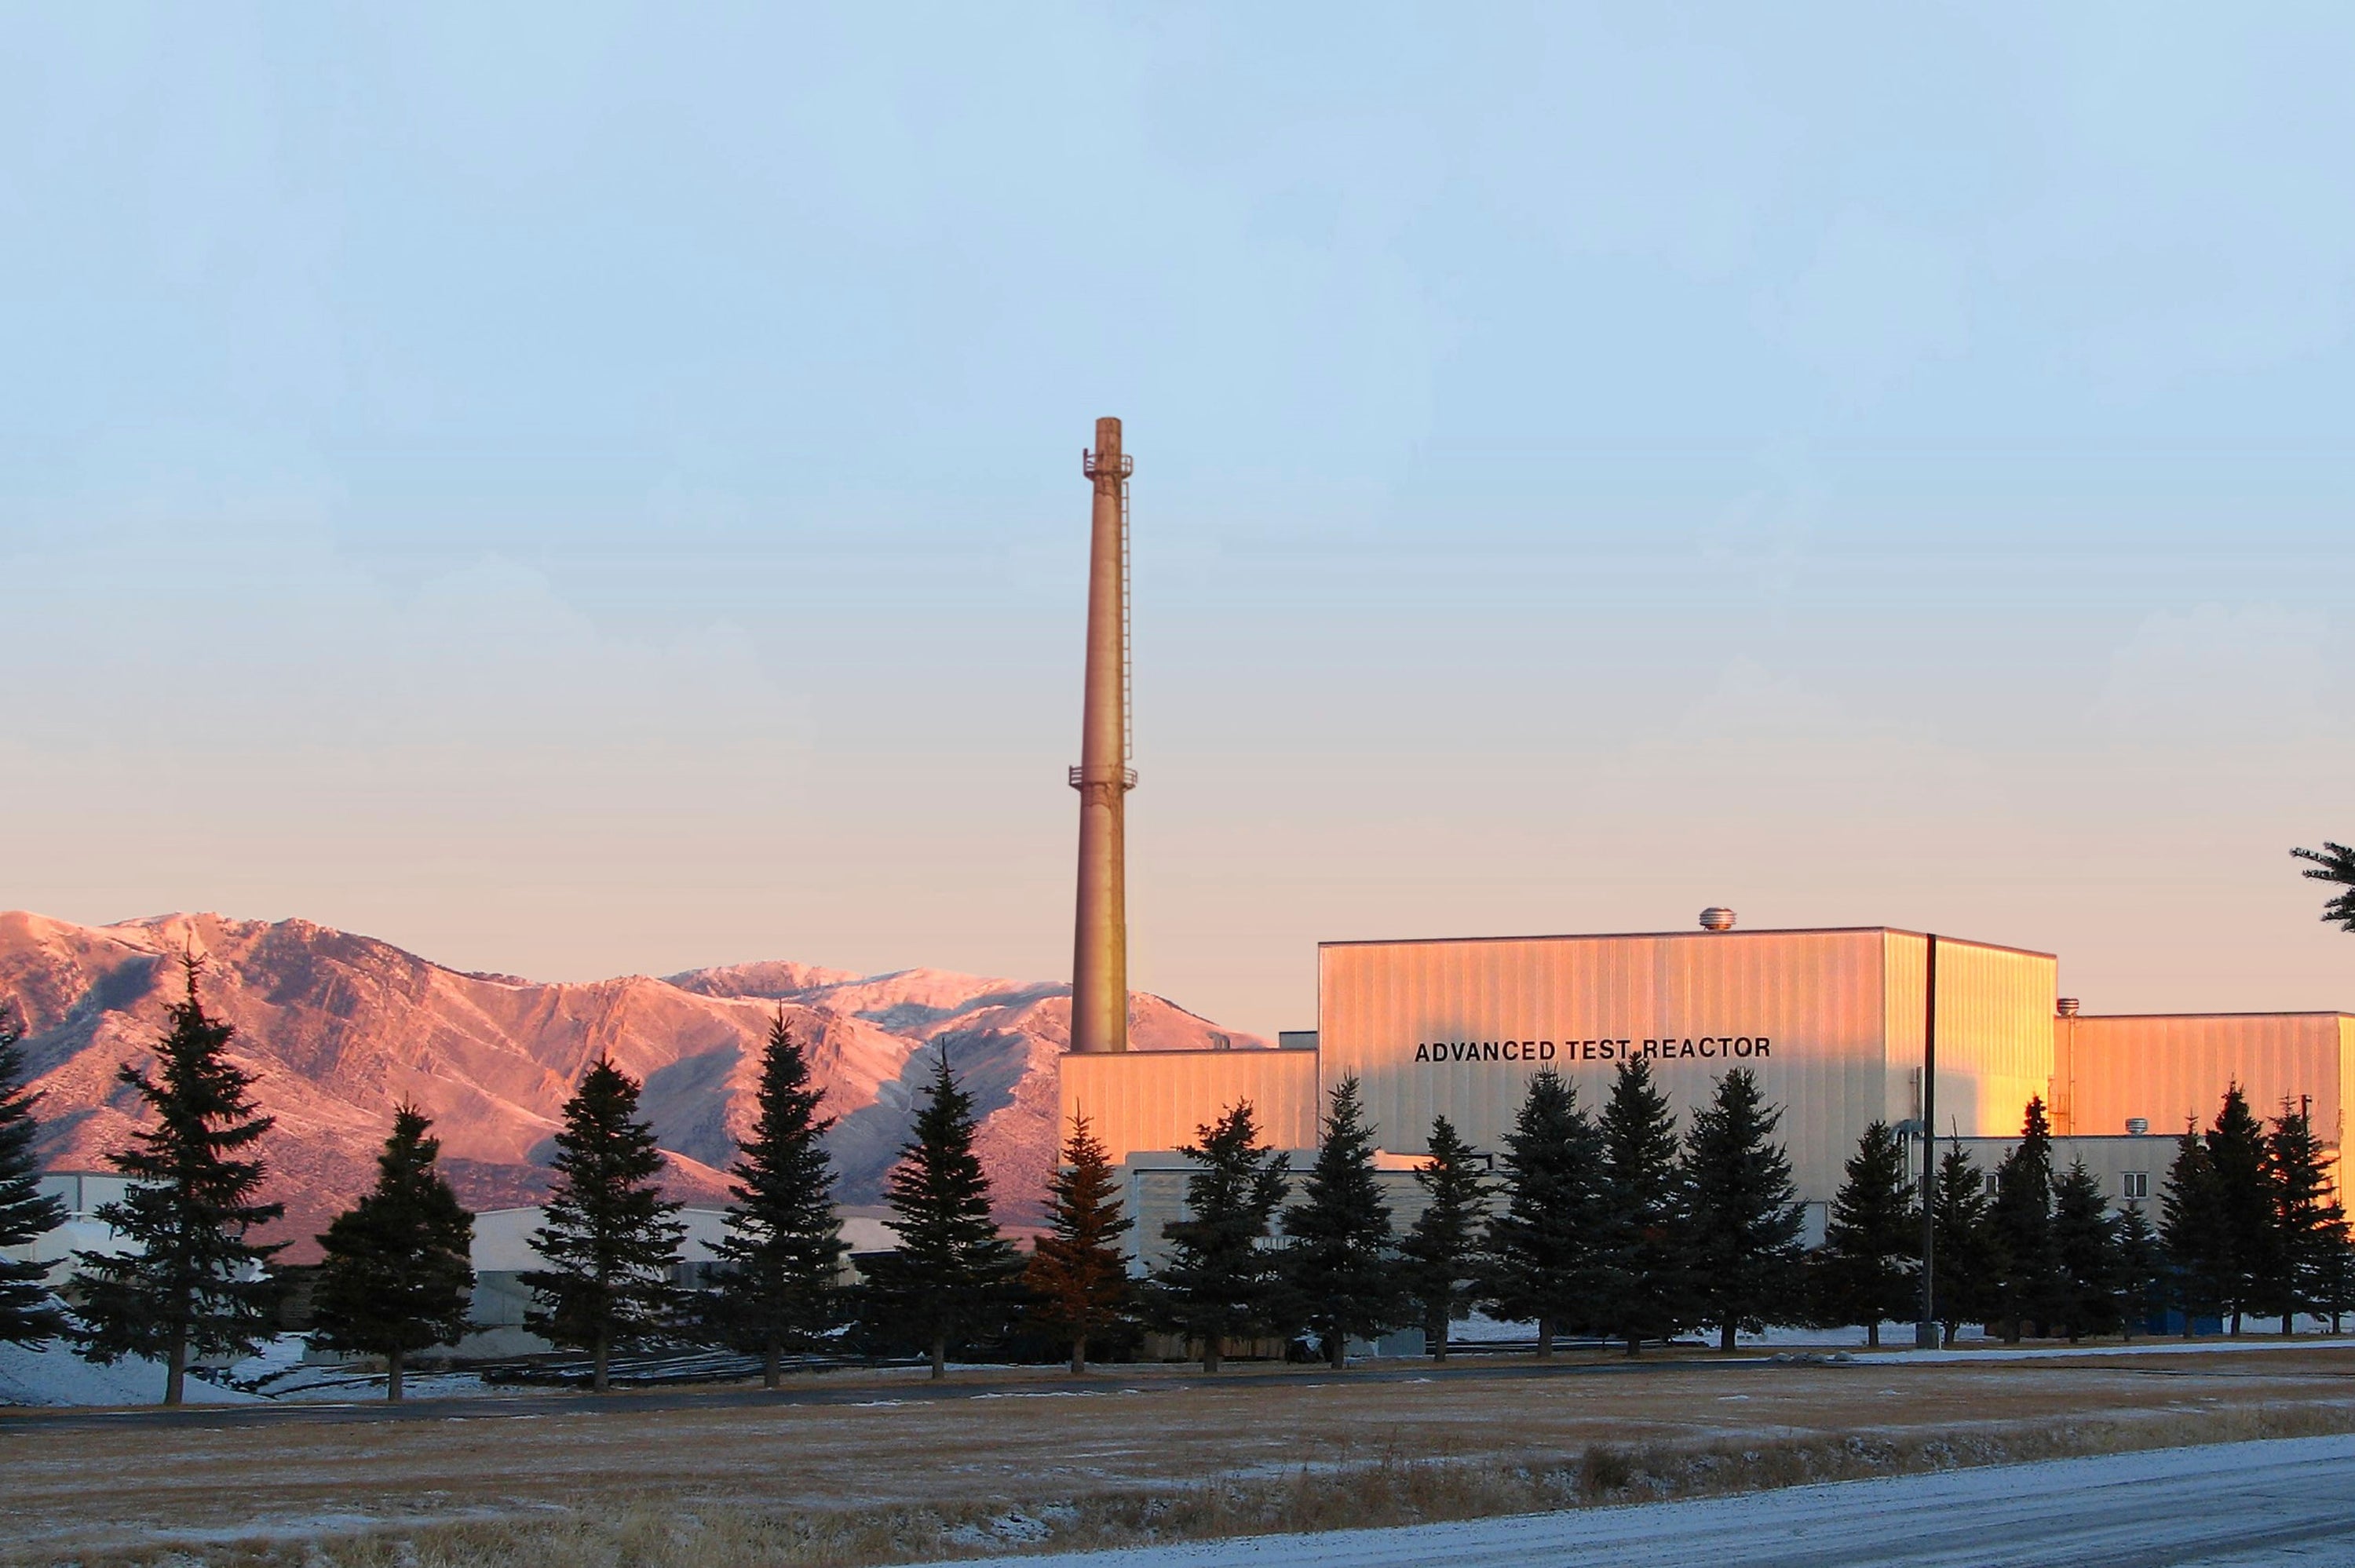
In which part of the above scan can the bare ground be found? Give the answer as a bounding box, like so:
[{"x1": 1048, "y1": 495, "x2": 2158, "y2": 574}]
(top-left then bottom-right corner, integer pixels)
[{"x1": 7, "y1": 1345, "x2": 2355, "y2": 1566}]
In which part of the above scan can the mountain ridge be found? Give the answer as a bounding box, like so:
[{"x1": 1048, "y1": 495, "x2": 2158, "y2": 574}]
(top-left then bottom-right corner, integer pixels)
[{"x1": 0, "y1": 910, "x2": 1267, "y2": 1260}]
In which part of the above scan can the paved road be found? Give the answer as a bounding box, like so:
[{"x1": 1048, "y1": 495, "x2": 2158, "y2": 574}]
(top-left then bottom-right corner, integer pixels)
[{"x1": 932, "y1": 1435, "x2": 2355, "y2": 1568}]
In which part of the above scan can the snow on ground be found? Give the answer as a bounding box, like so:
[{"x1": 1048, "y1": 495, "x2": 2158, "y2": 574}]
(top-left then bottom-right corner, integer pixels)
[
  {"x1": 0, "y1": 1338, "x2": 261, "y2": 1406},
  {"x1": 910, "y1": 1434, "x2": 2355, "y2": 1568},
  {"x1": 1849, "y1": 1336, "x2": 2355, "y2": 1365}
]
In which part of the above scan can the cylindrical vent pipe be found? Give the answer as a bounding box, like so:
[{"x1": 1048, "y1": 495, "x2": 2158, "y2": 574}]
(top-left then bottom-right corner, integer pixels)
[{"x1": 1699, "y1": 907, "x2": 1736, "y2": 932}]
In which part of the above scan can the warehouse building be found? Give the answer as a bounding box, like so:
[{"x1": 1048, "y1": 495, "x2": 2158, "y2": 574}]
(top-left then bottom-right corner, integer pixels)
[{"x1": 1062, "y1": 914, "x2": 2354, "y2": 1264}]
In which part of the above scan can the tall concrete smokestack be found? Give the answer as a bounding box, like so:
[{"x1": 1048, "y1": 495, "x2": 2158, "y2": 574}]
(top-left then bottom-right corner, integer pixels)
[{"x1": 1071, "y1": 417, "x2": 1133, "y2": 1053}]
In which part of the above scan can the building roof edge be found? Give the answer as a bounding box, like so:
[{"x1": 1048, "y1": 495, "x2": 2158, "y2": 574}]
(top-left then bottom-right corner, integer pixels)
[{"x1": 1316, "y1": 927, "x2": 2059, "y2": 961}]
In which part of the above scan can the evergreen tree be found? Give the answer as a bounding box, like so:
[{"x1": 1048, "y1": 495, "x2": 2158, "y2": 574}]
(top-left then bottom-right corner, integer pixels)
[
  {"x1": 1593, "y1": 1058, "x2": 1685, "y2": 1356},
  {"x1": 0, "y1": 1005, "x2": 68, "y2": 1347},
  {"x1": 2160, "y1": 1125, "x2": 2227, "y2": 1336},
  {"x1": 2050, "y1": 1159, "x2": 2123, "y2": 1342},
  {"x1": 1399, "y1": 1116, "x2": 1490, "y2": 1362},
  {"x1": 2115, "y1": 1202, "x2": 2166, "y2": 1340},
  {"x1": 2266, "y1": 1099, "x2": 2340, "y2": 1336},
  {"x1": 2291, "y1": 841, "x2": 2355, "y2": 931},
  {"x1": 1480, "y1": 1069, "x2": 1604, "y2": 1358},
  {"x1": 1282, "y1": 1077, "x2": 1405, "y2": 1368},
  {"x1": 71, "y1": 955, "x2": 284, "y2": 1406},
  {"x1": 1930, "y1": 1140, "x2": 1997, "y2": 1346},
  {"x1": 864, "y1": 1050, "x2": 1023, "y2": 1379},
  {"x1": 1988, "y1": 1097, "x2": 2061, "y2": 1342},
  {"x1": 1815, "y1": 1121, "x2": 1919, "y2": 1348},
  {"x1": 2206, "y1": 1084, "x2": 2276, "y2": 1334},
  {"x1": 309, "y1": 1107, "x2": 476, "y2": 1400},
  {"x1": 710, "y1": 1013, "x2": 847, "y2": 1387},
  {"x1": 1024, "y1": 1110, "x2": 1134, "y2": 1373},
  {"x1": 2314, "y1": 1220, "x2": 2355, "y2": 1336},
  {"x1": 1680, "y1": 1069, "x2": 1805, "y2": 1352},
  {"x1": 520, "y1": 1056, "x2": 686, "y2": 1391},
  {"x1": 1145, "y1": 1100, "x2": 1292, "y2": 1372}
]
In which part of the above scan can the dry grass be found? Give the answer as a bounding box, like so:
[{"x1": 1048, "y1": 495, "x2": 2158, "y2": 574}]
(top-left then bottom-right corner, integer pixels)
[{"x1": 13, "y1": 1347, "x2": 2355, "y2": 1567}]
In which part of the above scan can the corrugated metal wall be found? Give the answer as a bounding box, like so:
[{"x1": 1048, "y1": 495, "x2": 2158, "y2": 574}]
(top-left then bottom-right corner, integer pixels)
[
  {"x1": 1952, "y1": 1135, "x2": 2171, "y2": 1214},
  {"x1": 1060, "y1": 1048, "x2": 1320, "y2": 1167},
  {"x1": 1320, "y1": 928, "x2": 1927, "y2": 1203},
  {"x1": 2063, "y1": 1012, "x2": 2350, "y2": 1142},
  {"x1": 1058, "y1": 932, "x2": 2341, "y2": 1223},
  {"x1": 2343, "y1": 1017, "x2": 2354, "y2": 1154},
  {"x1": 1880, "y1": 933, "x2": 2058, "y2": 1141}
]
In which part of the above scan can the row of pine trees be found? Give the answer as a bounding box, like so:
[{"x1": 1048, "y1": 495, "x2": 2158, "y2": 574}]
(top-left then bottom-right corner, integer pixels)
[
  {"x1": 4, "y1": 959, "x2": 2352, "y2": 1406},
  {"x1": 1822, "y1": 1091, "x2": 2353, "y2": 1348}
]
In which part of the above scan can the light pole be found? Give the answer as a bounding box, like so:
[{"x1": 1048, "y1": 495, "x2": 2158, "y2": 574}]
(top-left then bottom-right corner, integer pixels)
[{"x1": 1915, "y1": 932, "x2": 1940, "y2": 1350}]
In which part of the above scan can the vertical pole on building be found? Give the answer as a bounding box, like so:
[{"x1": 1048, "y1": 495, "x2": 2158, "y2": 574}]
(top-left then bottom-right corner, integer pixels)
[{"x1": 1915, "y1": 932, "x2": 1940, "y2": 1349}]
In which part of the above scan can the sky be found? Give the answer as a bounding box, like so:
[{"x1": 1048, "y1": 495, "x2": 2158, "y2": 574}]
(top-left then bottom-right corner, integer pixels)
[{"x1": 4, "y1": 5, "x2": 2353, "y2": 1035}]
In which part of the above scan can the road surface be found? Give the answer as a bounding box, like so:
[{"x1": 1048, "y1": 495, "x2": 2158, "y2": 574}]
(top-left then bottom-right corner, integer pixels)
[{"x1": 923, "y1": 1434, "x2": 2355, "y2": 1568}]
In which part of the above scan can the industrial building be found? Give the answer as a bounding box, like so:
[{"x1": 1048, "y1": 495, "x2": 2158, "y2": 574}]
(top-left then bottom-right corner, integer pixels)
[
  {"x1": 1054, "y1": 420, "x2": 2353, "y2": 1261},
  {"x1": 1064, "y1": 917, "x2": 2354, "y2": 1264}
]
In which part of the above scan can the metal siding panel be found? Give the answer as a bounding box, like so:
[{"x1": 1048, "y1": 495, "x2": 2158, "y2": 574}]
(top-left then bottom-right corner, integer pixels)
[
  {"x1": 1958, "y1": 1136, "x2": 2169, "y2": 1215},
  {"x1": 2066, "y1": 1015, "x2": 2350, "y2": 1140},
  {"x1": 1882, "y1": 933, "x2": 2057, "y2": 1142},
  {"x1": 1059, "y1": 1050, "x2": 1320, "y2": 1167},
  {"x1": 1321, "y1": 930, "x2": 1897, "y2": 1203}
]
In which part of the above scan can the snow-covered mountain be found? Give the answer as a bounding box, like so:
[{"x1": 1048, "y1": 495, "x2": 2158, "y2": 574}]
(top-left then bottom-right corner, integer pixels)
[{"x1": 0, "y1": 911, "x2": 1265, "y2": 1259}]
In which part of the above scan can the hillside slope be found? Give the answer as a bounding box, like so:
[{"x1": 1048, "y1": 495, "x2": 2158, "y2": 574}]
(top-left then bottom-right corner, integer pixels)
[{"x1": 0, "y1": 912, "x2": 1265, "y2": 1257}]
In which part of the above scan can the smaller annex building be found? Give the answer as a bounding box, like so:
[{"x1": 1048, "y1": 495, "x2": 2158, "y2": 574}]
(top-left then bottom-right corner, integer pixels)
[{"x1": 1062, "y1": 917, "x2": 2354, "y2": 1266}]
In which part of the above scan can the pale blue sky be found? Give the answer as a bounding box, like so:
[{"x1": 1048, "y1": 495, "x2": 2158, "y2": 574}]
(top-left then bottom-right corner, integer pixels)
[{"x1": 5, "y1": 6, "x2": 2352, "y2": 1031}]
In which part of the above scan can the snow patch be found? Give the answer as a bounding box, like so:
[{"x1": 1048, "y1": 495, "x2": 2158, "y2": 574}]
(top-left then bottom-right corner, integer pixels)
[{"x1": 0, "y1": 1339, "x2": 261, "y2": 1407}]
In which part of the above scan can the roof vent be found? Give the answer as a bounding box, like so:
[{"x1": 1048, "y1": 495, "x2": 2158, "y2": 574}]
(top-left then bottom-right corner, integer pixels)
[
  {"x1": 1699, "y1": 907, "x2": 1736, "y2": 932},
  {"x1": 2056, "y1": 997, "x2": 2081, "y2": 1017},
  {"x1": 2126, "y1": 1117, "x2": 2149, "y2": 1136}
]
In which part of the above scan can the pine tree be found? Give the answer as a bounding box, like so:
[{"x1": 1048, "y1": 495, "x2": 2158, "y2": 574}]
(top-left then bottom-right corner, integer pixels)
[
  {"x1": 864, "y1": 1050, "x2": 1023, "y2": 1379},
  {"x1": 1815, "y1": 1121, "x2": 1919, "y2": 1348},
  {"x1": 2291, "y1": 841, "x2": 2355, "y2": 931},
  {"x1": 1930, "y1": 1140, "x2": 1997, "y2": 1346},
  {"x1": 1024, "y1": 1110, "x2": 1134, "y2": 1373},
  {"x1": 2267, "y1": 1099, "x2": 2342, "y2": 1336},
  {"x1": 1399, "y1": 1116, "x2": 1489, "y2": 1362},
  {"x1": 2051, "y1": 1159, "x2": 2123, "y2": 1342},
  {"x1": 1593, "y1": 1059, "x2": 1684, "y2": 1356},
  {"x1": 1146, "y1": 1100, "x2": 1292, "y2": 1373},
  {"x1": 2115, "y1": 1202, "x2": 2165, "y2": 1340},
  {"x1": 2160, "y1": 1125, "x2": 2227, "y2": 1336},
  {"x1": 1988, "y1": 1097, "x2": 2061, "y2": 1342},
  {"x1": 1480, "y1": 1069, "x2": 1604, "y2": 1359},
  {"x1": 1282, "y1": 1077, "x2": 1404, "y2": 1369},
  {"x1": 0, "y1": 1005, "x2": 69, "y2": 1346},
  {"x1": 520, "y1": 1056, "x2": 686, "y2": 1392},
  {"x1": 309, "y1": 1107, "x2": 476, "y2": 1400},
  {"x1": 2314, "y1": 1220, "x2": 2355, "y2": 1336},
  {"x1": 2206, "y1": 1084, "x2": 2276, "y2": 1335},
  {"x1": 1680, "y1": 1069, "x2": 1805, "y2": 1352},
  {"x1": 710, "y1": 1012, "x2": 847, "y2": 1387},
  {"x1": 71, "y1": 955, "x2": 285, "y2": 1405}
]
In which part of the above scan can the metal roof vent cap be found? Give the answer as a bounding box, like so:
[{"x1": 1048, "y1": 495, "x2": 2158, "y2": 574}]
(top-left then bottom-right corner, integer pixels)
[
  {"x1": 1699, "y1": 907, "x2": 1736, "y2": 932},
  {"x1": 2057, "y1": 997, "x2": 2081, "y2": 1017},
  {"x1": 2126, "y1": 1117, "x2": 2149, "y2": 1136}
]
